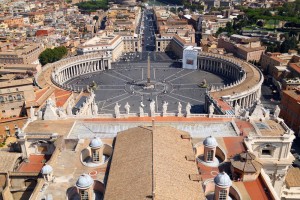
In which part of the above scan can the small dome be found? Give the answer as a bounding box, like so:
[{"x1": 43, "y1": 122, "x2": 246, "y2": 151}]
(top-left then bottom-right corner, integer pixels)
[
  {"x1": 89, "y1": 137, "x2": 103, "y2": 149},
  {"x1": 41, "y1": 164, "x2": 53, "y2": 175},
  {"x1": 203, "y1": 136, "x2": 218, "y2": 147},
  {"x1": 214, "y1": 172, "x2": 232, "y2": 187},
  {"x1": 76, "y1": 174, "x2": 94, "y2": 189}
]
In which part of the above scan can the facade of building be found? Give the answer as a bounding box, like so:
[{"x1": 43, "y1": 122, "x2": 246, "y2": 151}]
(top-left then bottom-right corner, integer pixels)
[
  {"x1": 260, "y1": 51, "x2": 299, "y2": 79},
  {"x1": 77, "y1": 32, "x2": 140, "y2": 61},
  {"x1": 217, "y1": 34, "x2": 266, "y2": 62},
  {"x1": 280, "y1": 88, "x2": 300, "y2": 136},
  {"x1": 0, "y1": 78, "x2": 35, "y2": 118},
  {"x1": 0, "y1": 43, "x2": 43, "y2": 65}
]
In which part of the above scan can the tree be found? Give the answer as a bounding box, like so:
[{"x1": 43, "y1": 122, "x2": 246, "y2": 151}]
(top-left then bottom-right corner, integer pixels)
[
  {"x1": 256, "y1": 20, "x2": 264, "y2": 27},
  {"x1": 93, "y1": 15, "x2": 99, "y2": 21},
  {"x1": 280, "y1": 36, "x2": 297, "y2": 53},
  {"x1": 39, "y1": 46, "x2": 68, "y2": 66}
]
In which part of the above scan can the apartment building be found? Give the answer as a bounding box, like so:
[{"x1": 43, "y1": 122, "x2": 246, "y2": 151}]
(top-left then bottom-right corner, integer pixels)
[
  {"x1": 281, "y1": 88, "x2": 300, "y2": 136},
  {"x1": 0, "y1": 78, "x2": 35, "y2": 118},
  {"x1": 0, "y1": 16, "x2": 24, "y2": 27},
  {"x1": 217, "y1": 34, "x2": 266, "y2": 62},
  {"x1": 154, "y1": 8, "x2": 196, "y2": 57},
  {"x1": 0, "y1": 42, "x2": 43, "y2": 65},
  {"x1": 77, "y1": 32, "x2": 124, "y2": 61},
  {"x1": 260, "y1": 51, "x2": 299, "y2": 78}
]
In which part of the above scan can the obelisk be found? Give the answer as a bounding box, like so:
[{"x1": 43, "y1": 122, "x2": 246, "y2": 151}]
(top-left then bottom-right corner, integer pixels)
[{"x1": 147, "y1": 54, "x2": 151, "y2": 86}]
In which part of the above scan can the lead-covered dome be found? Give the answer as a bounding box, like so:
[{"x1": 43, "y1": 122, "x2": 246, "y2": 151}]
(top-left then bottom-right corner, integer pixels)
[
  {"x1": 89, "y1": 137, "x2": 103, "y2": 149},
  {"x1": 76, "y1": 174, "x2": 94, "y2": 189},
  {"x1": 41, "y1": 164, "x2": 53, "y2": 175},
  {"x1": 203, "y1": 136, "x2": 218, "y2": 148},
  {"x1": 214, "y1": 172, "x2": 232, "y2": 187}
]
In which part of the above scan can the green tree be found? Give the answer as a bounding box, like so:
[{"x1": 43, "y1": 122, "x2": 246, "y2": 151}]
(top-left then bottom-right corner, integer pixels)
[
  {"x1": 280, "y1": 36, "x2": 297, "y2": 53},
  {"x1": 93, "y1": 15, "x2": 99, "y2": 21},
  {"x1": 39, "y1": 46, "x2": 68, "y2": 66}
]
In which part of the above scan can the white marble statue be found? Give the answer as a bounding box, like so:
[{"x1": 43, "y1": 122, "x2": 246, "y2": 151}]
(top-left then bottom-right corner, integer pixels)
[
  {"x1": 186, "y1": 102, "x2": 191, "y2": 117},
  {"x1": 209, "y1": 103, "x2": 215, "y2": 116},
  {"x1": 234, "y1": 103, "x2": 241, "y2": 116},
  {"x1": 67, "y1": 102, "x2": 73, "y2": 115},
  {"x1": 124, "y1": 102, "x2": 130, "y2": 115},
  {"x1": 178, "y1": 102, "x2": 182, "y2": 117},
  {"x1": 139, "y1": 101, "x2": 145, "y2": 117},
  {"x1": 264, "y1": 109, "x2": 270, "y2": 119},
  {"x1": 150, "y1": 100, "x2": 155, "y2": 117},
  {"x1": 30, "y1": 106, "x2": 35, "y2": 119},
  {"x1": 92, "y1": 102, "x2": 98, "y2": 116},
  {"x1": 43, "y1": 98, "x2": 58, "y2": 120},
  {"x1": 114, "y1": 103, "x2": 121, "y2": 118},
  {"x1": 274, "y1": 105, "x2": 281, "y2": 119},
  {"x1": 162, "y1": 101, "x2": 168, "y2": 114}
]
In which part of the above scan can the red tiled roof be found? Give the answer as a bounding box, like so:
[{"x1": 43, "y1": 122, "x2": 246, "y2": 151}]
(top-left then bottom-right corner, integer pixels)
[
  {"x1": 198, "y1": 162, "x2": 219, "y2": 181},
  {"x1": 217, "y1": 99, "x2": 232, "y2": 111},
  {"x1": 235, "y1": 119, "x2": 256, "y2": 136},
  {"x1": 34, "y1": 87, "x2": 49, "y2": 101},
  {"x1": 223, "y1": 137, "x2": 246, "y2": 158},
  {"x1": 289, "y1": 63, "x2": 300, "y2": 75},
  {"x1": 18, "y1": 154, "x2": 50, "y2": 173},
  {"x1": 54, "y1": 89, "x2": 72, "y2": 107},
  {"x1": 243, "y1": 176, "x2": 271, "y2": 200}
]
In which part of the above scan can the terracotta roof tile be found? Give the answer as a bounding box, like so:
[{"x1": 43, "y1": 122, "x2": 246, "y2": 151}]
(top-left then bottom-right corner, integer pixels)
[{"x1": 285, "y1": 167, "x2": 300, "y2": 188}]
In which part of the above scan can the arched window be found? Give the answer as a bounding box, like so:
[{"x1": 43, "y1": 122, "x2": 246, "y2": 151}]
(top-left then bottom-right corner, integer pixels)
[
  {"x1": 219, "y1": 189, "x2": 227, "y2": 200},
  {"x1": 207, "y1": 150, "x2": 214, "y2": 161},
  {"x1": 92, "y1": 151, "x2": 99, "y2": 162},
  {"x1": 80, "y1": 190, "x2": 89, "y2": 200}
]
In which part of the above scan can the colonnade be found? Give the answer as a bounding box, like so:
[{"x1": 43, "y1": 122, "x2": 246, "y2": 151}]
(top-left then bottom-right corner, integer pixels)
[
  {"x1": 199, "y1": 52, "x2": 263, "y2": 111},
  {"x1": 51, "y1": 53, "x2": 112, "y2": 87},
  {"x1": 228, "y1": 89, "x2": 261, "y2": 109},
  {"x1": 198, "y1": 58, "x2": 244, "y2": 81}
]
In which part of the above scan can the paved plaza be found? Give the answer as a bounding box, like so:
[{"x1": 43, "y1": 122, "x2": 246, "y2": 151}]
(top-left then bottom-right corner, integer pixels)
[{"x1": 66, "y1": 61, "x2": 231, "y2": 114}]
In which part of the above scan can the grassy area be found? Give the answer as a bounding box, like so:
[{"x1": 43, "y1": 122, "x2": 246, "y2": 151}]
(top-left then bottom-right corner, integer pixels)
[{"x1": 263, "y1": 19, "x2": 279, "y2": 29}]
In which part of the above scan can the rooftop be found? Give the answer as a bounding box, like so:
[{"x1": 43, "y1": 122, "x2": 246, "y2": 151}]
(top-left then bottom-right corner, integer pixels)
[
  {"x1": 253, "y1": 120, "x2": 286, "y2": 136},
  {"x1": 104, "y1": 126, "x2": 204, "y2": 200},
  {"x1": 285, "y1": 167, "x2": 300, "y2": 188},
  {"x1": 0, "y1": 151, "x2": 21, "y2": 173}
]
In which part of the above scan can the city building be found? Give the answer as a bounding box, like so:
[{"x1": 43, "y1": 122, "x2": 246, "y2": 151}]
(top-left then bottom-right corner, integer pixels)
[
  {"x1": 0, "y1": 42, "x2": 43, "y2": 65},
  {"x1": 280, "y1": 88, "x2": 300, "y2": 136},
  {"x1": 0, "y1": 78, "x2": 35, "y2": 119},
  {"x1": 153, "y1": 8, "x2": 196, "y2": 57},
  {"x1": 260, "y1": 51, "x2": 299, "y2": 79},
  {"x1": 218, "y1": 34, "x2": 266, "y2": 62}
]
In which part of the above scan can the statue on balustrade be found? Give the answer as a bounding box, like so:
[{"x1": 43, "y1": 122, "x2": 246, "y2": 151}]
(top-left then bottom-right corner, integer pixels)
[
  {"x1": 150, "y1": 100, "x2": 155, "y2": 117},
  {"x1": 114, "y1": 103, "x2": 121, "y2": 118},
  {"x1": 178, "y1": 102, "x2": 182, "y2": 117},
  {"x1": 139, "y1": 101, "x2": 145, "y2": 117},
  {"x1": 209, "y1": 103, "x2": 215, "y2": 116},
  {"x1": 162, "y1": 101, "x2": 168, "y2": 114},
  {"x1": 186, "y1": 102, "x2": 191, "y2": 117},
  {"x1": 92, "y1": 101, "x2": 98, "y2": 116},
  {"x1": 274, "y1": 105, "x2": 281, "y2": 119},
  {"x1": 124, "y1": 102, "x2": 130, "y2": 115}
]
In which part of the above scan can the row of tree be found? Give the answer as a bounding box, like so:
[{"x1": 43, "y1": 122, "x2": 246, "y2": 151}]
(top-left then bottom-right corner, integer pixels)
[
  {"x1": 76, "y1": 0, "x2": 108, "y2": 12},
  {"x1": 39, "y1": 46, "x2": 68, "y2": 66}
]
